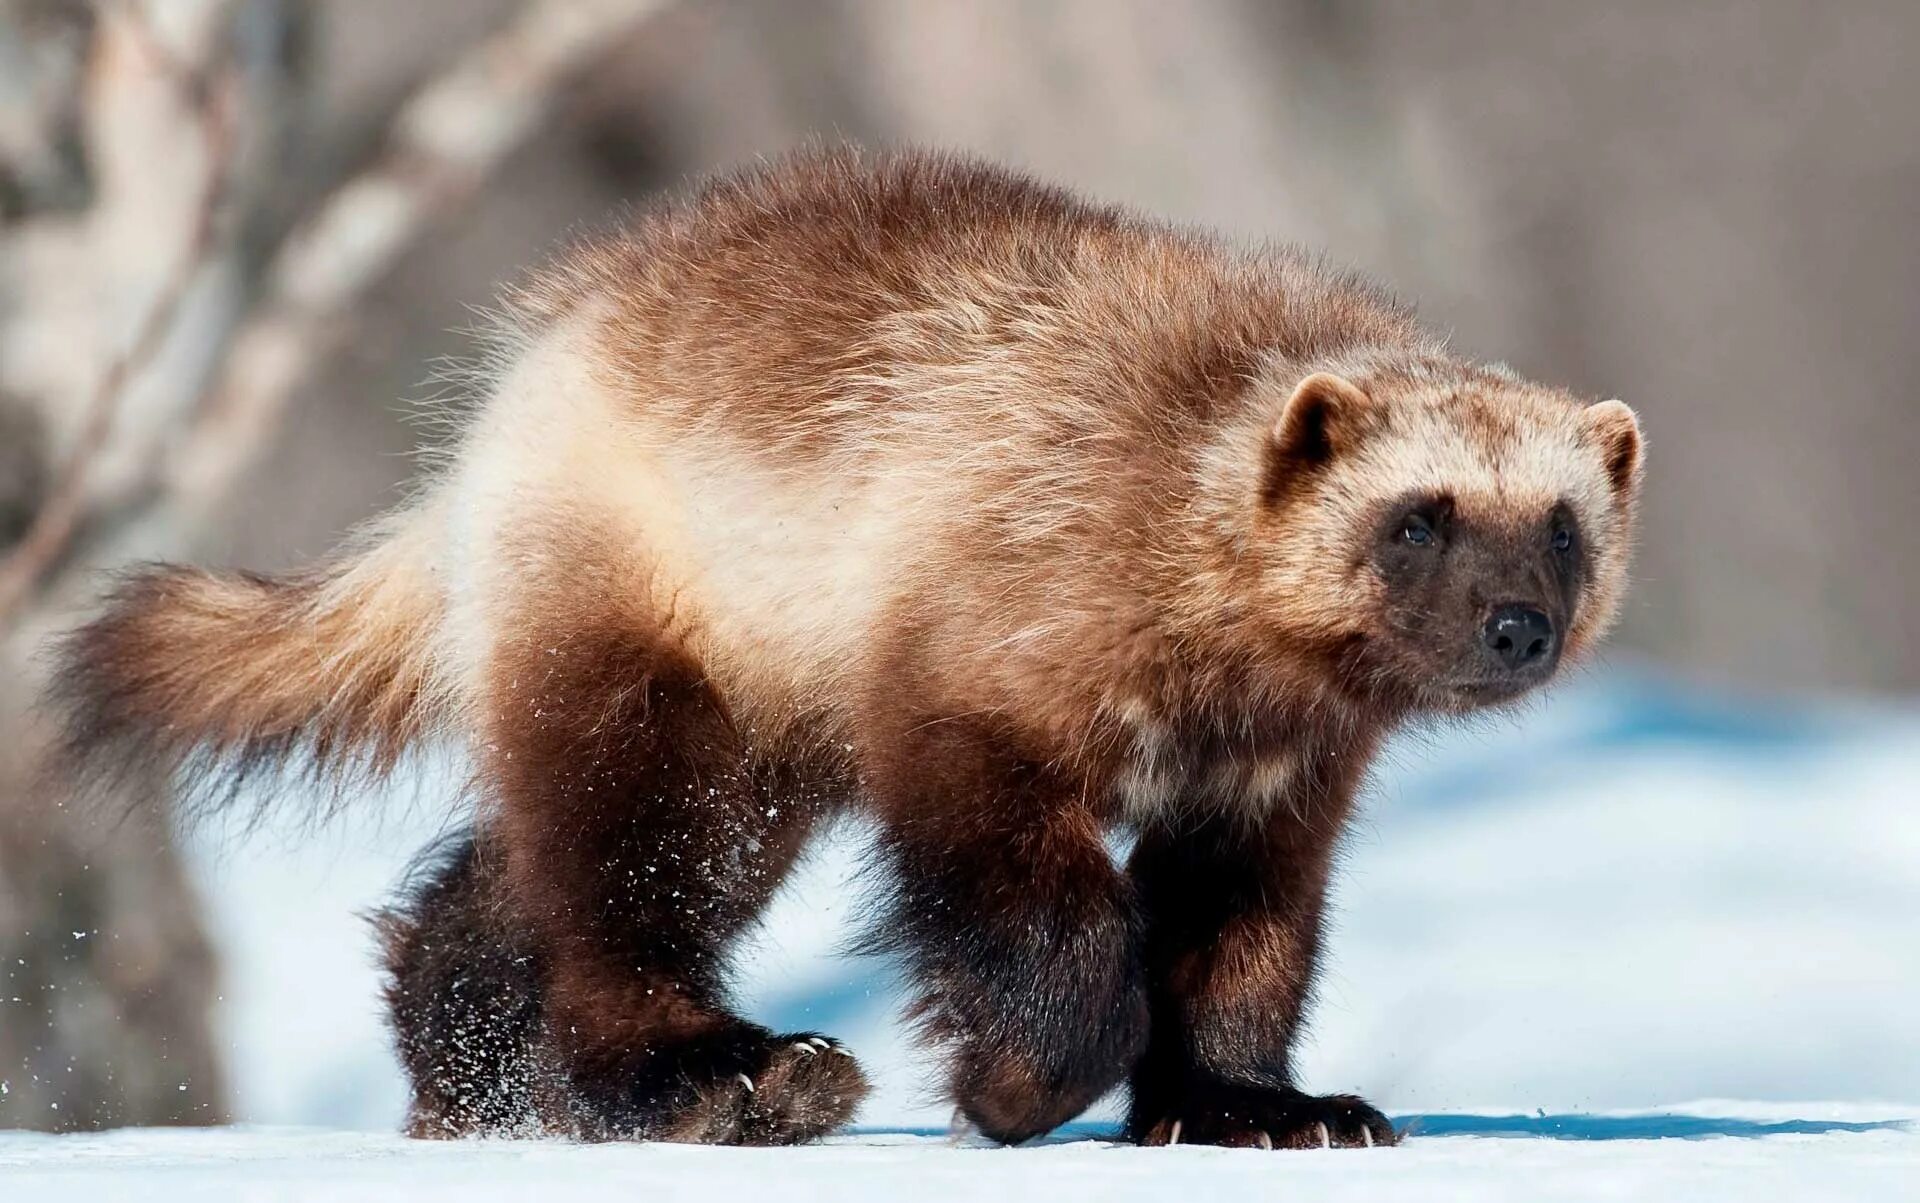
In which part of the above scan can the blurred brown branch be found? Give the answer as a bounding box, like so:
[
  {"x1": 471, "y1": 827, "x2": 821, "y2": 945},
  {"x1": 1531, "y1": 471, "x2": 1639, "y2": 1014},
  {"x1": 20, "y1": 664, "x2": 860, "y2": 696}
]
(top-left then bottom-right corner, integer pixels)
[
  {"x1": 0, "y1": 0, "x2": 669, "y2": 638},
  {"x1": 0, "y1": 38, "x2": 235, "y2": 629}
]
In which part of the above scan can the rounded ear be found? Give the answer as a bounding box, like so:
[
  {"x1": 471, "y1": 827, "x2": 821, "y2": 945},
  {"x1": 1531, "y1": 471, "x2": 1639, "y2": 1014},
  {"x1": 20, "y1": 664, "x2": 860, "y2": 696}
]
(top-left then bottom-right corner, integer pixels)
[
  {"x1": 1270, "y1": 372, "x2": 1373, "y2": 467},
  {"x1": 1582, "y1": 398, "x2": 1644, "y2": 496}
]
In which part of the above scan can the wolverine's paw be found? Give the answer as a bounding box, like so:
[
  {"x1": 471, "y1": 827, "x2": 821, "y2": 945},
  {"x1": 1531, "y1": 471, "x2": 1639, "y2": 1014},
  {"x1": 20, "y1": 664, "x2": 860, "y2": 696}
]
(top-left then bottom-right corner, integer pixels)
[
  {"x1": 734, "y1": 1033, "x2": 872, "y2": 1145},
  {"x1": 667, "y1": 1032, "x2": 870, "y2": 1146},
  {"x1": 1132, "y1": 1085, "x2": 1397, "y2": 1150},
  {"x1": 573, "y1": 1029, "x2": 870, "y2": 1145}
]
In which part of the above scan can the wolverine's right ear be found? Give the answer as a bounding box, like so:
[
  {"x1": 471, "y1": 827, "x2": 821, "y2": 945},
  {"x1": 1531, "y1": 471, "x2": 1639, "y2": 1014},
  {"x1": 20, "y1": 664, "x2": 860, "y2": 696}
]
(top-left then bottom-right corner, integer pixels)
[{"x1": 1269, "y1": 372, "x2": 1374, "y2": 468}]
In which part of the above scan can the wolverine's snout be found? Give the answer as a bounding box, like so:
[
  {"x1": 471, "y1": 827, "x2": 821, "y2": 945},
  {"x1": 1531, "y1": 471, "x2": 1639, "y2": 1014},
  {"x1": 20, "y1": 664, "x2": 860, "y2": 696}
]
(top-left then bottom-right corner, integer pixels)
[{"x1": 1480, "y1": 604, "x2": 1557, "y2": 676}]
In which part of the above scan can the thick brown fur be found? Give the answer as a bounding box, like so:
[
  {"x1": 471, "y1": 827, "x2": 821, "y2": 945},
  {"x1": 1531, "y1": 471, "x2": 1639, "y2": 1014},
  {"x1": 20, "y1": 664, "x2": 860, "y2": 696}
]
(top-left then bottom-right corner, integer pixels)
[
  {"x1": 53, "y1": 147, "x2": 1642, "y2": 1148},
  {"x1": 51, "y1": 511, "x2": 446, "y2": 820}
]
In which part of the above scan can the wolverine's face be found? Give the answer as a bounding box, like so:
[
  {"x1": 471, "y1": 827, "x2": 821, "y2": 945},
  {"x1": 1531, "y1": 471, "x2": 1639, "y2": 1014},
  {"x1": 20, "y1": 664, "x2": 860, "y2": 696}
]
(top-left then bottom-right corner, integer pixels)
[
  {"x1": 1367, "y1": 489, "x2": 1582, "y2": 708},
  {"x1": 1252, "y1": 366, "x2": 1642, "y2": 715}
]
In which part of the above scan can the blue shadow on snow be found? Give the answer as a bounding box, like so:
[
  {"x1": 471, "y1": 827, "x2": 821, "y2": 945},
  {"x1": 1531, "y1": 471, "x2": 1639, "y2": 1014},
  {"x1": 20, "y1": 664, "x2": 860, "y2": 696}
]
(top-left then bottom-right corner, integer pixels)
[{"x1": 853, "y1": 1113, "x2": 1912, "y2": 1143}]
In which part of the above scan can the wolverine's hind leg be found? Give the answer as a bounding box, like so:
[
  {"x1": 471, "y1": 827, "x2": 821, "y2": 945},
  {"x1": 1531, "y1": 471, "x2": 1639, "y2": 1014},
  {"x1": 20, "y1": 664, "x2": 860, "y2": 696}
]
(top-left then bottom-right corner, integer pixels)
[
  {"x1": 377, "y1": 831, "x2": 544, "y2": 1138},
  {"x1": 472, "y1": 582, "x2": 868, "y2": 1144}
]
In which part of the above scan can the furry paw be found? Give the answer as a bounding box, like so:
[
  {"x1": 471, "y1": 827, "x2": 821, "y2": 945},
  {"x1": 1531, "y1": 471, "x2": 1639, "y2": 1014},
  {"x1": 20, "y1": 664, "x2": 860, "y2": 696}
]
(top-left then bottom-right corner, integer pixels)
[
  {"x1": 565, "y1": 1028, "x2": 870, "y2": 1145},
  {"x1": 1132, "y1": 1084, "x2": 1396, "y2": 1150}
]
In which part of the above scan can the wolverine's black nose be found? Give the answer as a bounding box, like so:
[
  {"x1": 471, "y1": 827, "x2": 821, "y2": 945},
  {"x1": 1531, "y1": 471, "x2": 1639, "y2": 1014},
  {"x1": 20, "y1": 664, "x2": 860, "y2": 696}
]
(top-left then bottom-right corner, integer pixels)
[{"x1": 1483, "y1": 605, "x2": 1556, "y2": 672}]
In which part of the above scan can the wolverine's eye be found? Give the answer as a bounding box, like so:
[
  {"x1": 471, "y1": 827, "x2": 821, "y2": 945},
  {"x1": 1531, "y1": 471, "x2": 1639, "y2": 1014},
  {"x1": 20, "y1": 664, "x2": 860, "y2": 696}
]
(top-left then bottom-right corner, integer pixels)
[
  {"x1": 1402, "y1": 514, "x2": 1435, "y2": 547},
  {"x1": 1551, "y1": 527, "x2": 1573, "y2": 553}
]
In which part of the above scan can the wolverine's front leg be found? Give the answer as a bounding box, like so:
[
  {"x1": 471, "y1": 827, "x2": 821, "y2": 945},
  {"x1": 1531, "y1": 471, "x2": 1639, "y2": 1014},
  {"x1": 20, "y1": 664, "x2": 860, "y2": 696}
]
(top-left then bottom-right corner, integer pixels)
[
  {"x1": 1125, "y1": 766, "x2": 1397, "y2": 1150},
  {"x1": 864, "y1": 717, "x2": 1148, "y2": 1143}
]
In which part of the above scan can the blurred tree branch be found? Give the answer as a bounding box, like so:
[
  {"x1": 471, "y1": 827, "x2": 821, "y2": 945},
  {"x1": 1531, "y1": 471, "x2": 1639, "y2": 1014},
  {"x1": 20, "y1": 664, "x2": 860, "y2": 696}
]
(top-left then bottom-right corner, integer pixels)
[
  {"x1": 0, "y1": 0, "x2": 670, "y2": 637},
  {"x1": 0, "y1": 32, "x2": 235, "y2": 628}
]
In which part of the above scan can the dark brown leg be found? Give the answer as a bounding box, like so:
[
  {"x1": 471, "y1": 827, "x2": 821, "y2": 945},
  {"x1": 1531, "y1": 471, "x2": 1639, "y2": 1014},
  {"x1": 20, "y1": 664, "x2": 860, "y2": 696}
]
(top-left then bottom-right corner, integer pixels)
[
  {"x1": 861, "y1": 714, "x2": 1148, "y2": 1144},
  {"x1": 480, "y1": 608, "x2": 868, "y2": 1144},
  {"x1": 377, "y1": 830, "x2": 544, "y2": 1138},
  {"x1": 1125, "y1": 759, "x2": 1397, "y2": 1150}
]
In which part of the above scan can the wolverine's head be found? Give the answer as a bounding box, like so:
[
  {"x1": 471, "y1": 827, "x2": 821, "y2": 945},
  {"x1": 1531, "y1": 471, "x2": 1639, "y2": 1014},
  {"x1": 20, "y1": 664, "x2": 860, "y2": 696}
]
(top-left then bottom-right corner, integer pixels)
[{"x1": 1239, "y1": 358, "x2": 1643, "y2": 714}]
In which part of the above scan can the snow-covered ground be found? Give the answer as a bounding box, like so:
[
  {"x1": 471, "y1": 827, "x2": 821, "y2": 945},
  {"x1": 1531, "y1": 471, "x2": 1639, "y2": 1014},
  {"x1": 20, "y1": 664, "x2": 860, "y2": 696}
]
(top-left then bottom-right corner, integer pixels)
[
  {"x1": 3, "y1": 1117, "x2": 1917, "y2": 1203},
  {"x1": 13, "y1": 664, "x2": 1920, "y2": 1195}
]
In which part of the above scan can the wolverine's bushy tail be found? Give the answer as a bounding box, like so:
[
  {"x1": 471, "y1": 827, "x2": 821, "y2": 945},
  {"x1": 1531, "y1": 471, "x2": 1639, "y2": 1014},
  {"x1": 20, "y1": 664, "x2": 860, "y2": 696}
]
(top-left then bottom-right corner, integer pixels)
[{"x1": 53, "y1": 509, "x2": 452, "y2": 818}]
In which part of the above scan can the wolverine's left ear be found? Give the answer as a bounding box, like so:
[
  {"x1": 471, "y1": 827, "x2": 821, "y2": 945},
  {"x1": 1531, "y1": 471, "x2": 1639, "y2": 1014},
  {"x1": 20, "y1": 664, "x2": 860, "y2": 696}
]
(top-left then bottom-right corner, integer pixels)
[{"x1": 1581, "y1": 399, "x2": 1644, "y2": 497}]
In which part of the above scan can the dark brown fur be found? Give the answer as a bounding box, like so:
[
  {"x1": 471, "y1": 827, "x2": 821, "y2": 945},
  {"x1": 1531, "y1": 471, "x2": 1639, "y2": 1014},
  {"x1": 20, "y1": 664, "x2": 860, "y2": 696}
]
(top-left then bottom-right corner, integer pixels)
[
  {"x1": 377, "y1": 833, "x2": 544, "y2": 1138},
  {"x1": 54, "y1": 147, "x2": 1642, "y2": 1149}
]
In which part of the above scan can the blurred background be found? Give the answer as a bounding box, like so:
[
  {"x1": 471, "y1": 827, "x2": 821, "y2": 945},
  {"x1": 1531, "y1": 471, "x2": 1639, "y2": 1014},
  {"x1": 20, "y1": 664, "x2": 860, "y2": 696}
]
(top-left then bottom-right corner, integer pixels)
[{"x1": 0, "y1": 0, "x2": 1914, "y2": 1133}]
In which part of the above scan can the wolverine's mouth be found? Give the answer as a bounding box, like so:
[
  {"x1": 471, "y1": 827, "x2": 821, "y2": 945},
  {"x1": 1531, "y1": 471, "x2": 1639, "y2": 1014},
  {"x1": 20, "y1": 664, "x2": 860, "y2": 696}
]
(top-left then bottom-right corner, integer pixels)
[{"x1": 1439, "y1": 676, "x2": 1539, "y2": 706}]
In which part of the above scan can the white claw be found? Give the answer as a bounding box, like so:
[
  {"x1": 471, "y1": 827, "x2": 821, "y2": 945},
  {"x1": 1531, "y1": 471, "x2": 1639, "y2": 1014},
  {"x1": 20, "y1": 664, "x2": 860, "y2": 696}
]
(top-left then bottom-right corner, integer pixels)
[
  {"x1": 1361, "y1": 1126, "x2": 1374, "y2": 1148},
  {"x1": 829, "y1": 1046, "x2": 854, "y2": 1057},
  {"x1": 807, "y1": 1036, "x2": 831, "y2": 1050},
  {"x1": 1256, "y1": 1130, "x2": 1273, "y2": 1150},
  {"x1": 792, "y1": 1042, "x2": 819, "y2": 1056},
  {"x1": 1316, "y1": 1121, "x2": 1331, "y2": 1149},
  {"x1": 1167, "y1": 1119, "x2": 1183, "y2": 1146},
  {"x1": 735, "y1": 1072, "x2": 756, "y2": 1093}
]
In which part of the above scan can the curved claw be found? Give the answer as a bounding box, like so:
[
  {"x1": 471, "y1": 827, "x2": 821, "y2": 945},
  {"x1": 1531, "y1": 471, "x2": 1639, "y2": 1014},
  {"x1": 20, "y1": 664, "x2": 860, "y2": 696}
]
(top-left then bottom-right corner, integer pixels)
[
  {"x1": 807, "y1": 1036, "x2": 832, "y2": 1050},
  {"x1": 735, "y1": 1072, "x2": 756, "y2": 1093},
  {"x1": 1315, "y1": 1121, "x2": 1331, "y2": 1149},
  {"x1": 1167, "y1": 1119, "x2": 1182, "y2": 1146},
  {"x1": 791, "y1": 1041, "x2": 819, "y2": 1056},
  {"x1": 1361, "y1": 1125, "x2": 1374, "y2": 1148},
  {"x1": 1255, "y1": 1130, "x2": 1273, "y2": 1150}
]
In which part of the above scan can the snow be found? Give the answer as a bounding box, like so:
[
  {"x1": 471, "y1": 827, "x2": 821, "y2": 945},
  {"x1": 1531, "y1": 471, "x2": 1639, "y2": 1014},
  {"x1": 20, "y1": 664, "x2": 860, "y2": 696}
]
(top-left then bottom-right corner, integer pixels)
[
  {"x1": 3, "y1": 1120, "x2": 1916, "y2": 1202},
  {"x1": 14, "y1": 663, "x2": 1920, "y2": 1194}
]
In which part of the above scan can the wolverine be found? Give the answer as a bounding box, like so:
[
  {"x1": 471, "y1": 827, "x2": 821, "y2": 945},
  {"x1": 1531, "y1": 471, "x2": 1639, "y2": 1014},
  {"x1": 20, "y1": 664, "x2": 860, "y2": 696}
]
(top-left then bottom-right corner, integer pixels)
[{"x1": 55, "y1": 148, "x2": 1642, "y2": 1149}]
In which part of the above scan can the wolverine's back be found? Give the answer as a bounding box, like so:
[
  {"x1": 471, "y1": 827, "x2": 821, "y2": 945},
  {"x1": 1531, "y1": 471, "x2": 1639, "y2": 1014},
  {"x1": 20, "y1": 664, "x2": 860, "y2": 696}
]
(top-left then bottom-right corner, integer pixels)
[{"x1": 543, "y1": 148, "x2": 1419, "y2": 464}]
